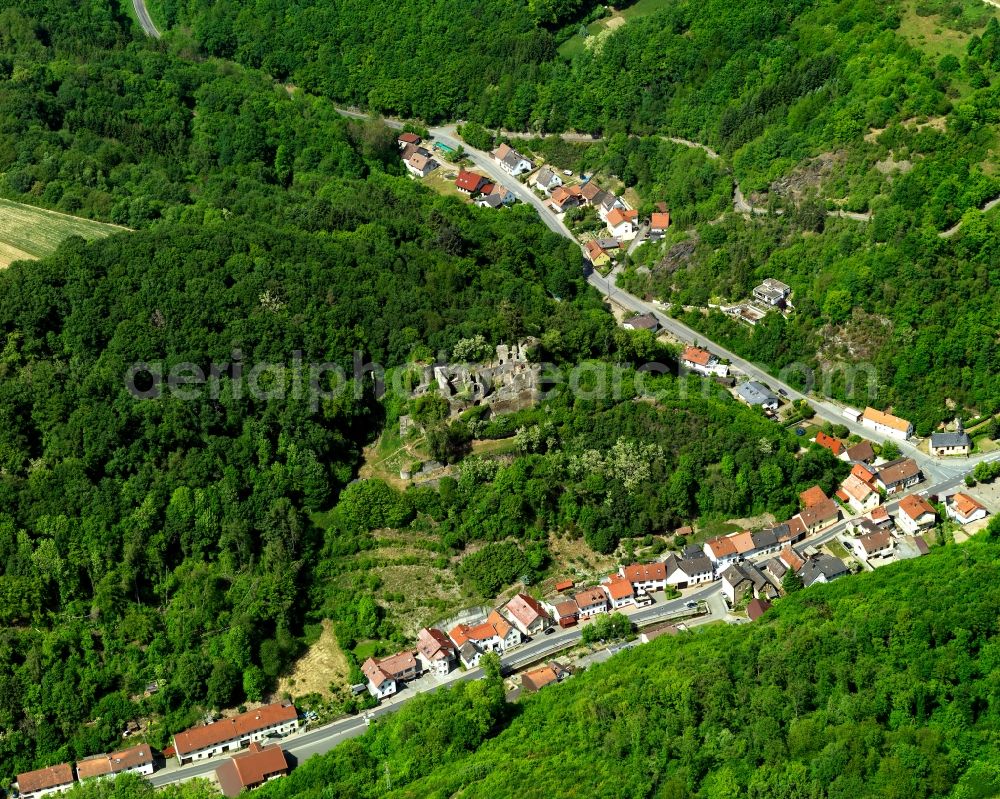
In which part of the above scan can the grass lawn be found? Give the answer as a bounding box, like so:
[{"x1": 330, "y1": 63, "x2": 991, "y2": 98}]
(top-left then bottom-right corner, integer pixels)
[
  {"x1": 689, "y1": 519, "x2": 741, "y2": 546},
  {"x1": 825, "y1": 539, "x2": 852, "y2": 561},
  {"x1": 558, "y1": 0, "x2": 675, "y2": 59},
  {"x1": 352, "y1": 640, "x2": 380, "y2": 661},
  {"x1": 897, "y1": 0, "x2": 996, "y2": 64},
  {"x1": 471, "y1": 437, "x2": 519, "y2": 456},
  {"x1": 0, "y1": 198, "x2": 125, "y2": 267},
  {"x1": 421, "y1": 168, "x2": 466, "y2": 199}
]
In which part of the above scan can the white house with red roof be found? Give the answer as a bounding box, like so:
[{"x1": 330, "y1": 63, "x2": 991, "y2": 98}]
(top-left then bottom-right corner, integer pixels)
[
  {"x1": 620, "y1": 562, "x2": 667, "y2": 593},
  {"x1": 896, "y1": 495, "x2": 937, "y2": 535},
  {"x1": 416, "y1": 628, "x2": 457, "y2": 676},
  {"x1": 703, "y1": 535, "x2": 740, "y2": 569},
  {"x1": 361, "y1": 651, "x2": 419, "y2": 699},
  {"x1": 649, "y1": 211, "x2": 670, "y2": 238},
  {"x1": 502, "y1": 594, "x2": 551, "y2": 636},
  {"x1": 605, "y1": 208, "x2": 638, "y2": 239},
  {"x1": 573, "y1": 587, "x2": 610, "y2": 619},
  {"x1": 16, "y1": 765, "x2": 75, "y2": 799},
  {"x1": 945, "y1": 493, "x2": 988, "y2": 525},
  {"x1": 680, "y1": 346, "x2": 728, "y2": 377},
  {"x1": 172, "y1": 702, "x2": 299, "y2": 765},
  {"x1": 600, "y1": 574, "x2": 635, "y2": 609}
]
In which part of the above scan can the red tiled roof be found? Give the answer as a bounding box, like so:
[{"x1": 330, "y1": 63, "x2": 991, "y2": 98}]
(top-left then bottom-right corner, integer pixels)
[
  {"x1": 521, "y1": 666, "x2": 559, "y2": 692},
  {"x1": 455, "y1": 170, "x2": 486, "y2": 192},
  {"x1": 505, "y1": 594, "x2": 549, "y2": 629},
  {"x1": 851, "y1": 462, "x2": 876, "y2": 485},
  {"x1": 367, "y1": 650, "x2": 417, "y2": 681},
  {"x1": 841, "y1": 474, "x2": 876, "y2": 503},
  {"x1": 17, "y1": 765, "x2": 74, "y2": 793},
  {"x1": 622, "y1": 562, "x2": 666, "y2": 583},
  {"x1": 779, "y1": 547, "x2": 804, "y2": 572},
  {"x1": 650, "y1": 211, "x2": 670, "y2": 230},
  {"x1": 76, "y1": 757, "x2": 113, "y2": 780},
  {"x1": 705, "y1": 536, "x2": 737, "y2": 558},
  {"x1": 747, "y1": 598, "x2": 771, "y2": 621},
  {"x1": 217, "y1": 743, "x2": 288, "y2": 793},
  {"x1": 585, "y1": 239, "x2": 608, "y2": 260},
  {"x1": 781, "y1": 516, "x2": 806, "y2": 541},
  {"x1": 951, "y1": 492, "x2": 986, "y2": 518},
  {"x1": 77, "y1": 744, "x2": 153, "y2": 780},
  {"x1": 798, "y1": 497, "x2": 840, "y2": 527},
  {"x1": 870, "y1": 506, "x2": 890, "y2": 522},
  {"x1": 174, "y1": 702, "x2": 297, "y2": 756},
  {"x1": 553, "y1": 599, "x2": 579, "y2": 618},
  {"x1": 487, "y1": 610, "x2": 513, "y2": 639},
  {"x1": 815, "y1": 432, "x2": 844, "y2": 456},
  {"x1": 574, "y1": 587, "x2": 608, "y2": 608},
  {"x1": 681, "y1": 346, "x2": 713, "y2": 366},
  {"x1": 729, "y1": 531, "x2": 756, "y2": 554},
  {"x1": 606, "y1": 208, "x2": 637, "y2": 228},
  {"x1": 417, "y1": 627, "x2": 455, "y2": 661},
  {"x1": 863, "y1": 407, "x2": 911, "y2": 433},
  {"x1": 554, "y1": 579, "x2": 575, "y2": 592},
  {"x1": 602, "y1": 575, "x2": 634, "y2": 600},
  {"x1": 899, "y1": 494, "x2": 936, "y2": 521},
  {"x1": 580, "y1": 181, "x2": 603, "y2": 201},
  {"x1": 799, "y1": 485, "x2": 828, "y2": 508},
  {"x1": 397, "y1": 132, "x2": 421, "y2": 144}
]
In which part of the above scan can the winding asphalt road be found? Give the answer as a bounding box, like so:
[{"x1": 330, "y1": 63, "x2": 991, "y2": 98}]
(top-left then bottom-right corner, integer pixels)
[
  {"x1": 133, "y1": 0, "x2": 161, "y2": 38},
  {"x1": 333, "y1": 107, "x2": 997, "y2": 486}
]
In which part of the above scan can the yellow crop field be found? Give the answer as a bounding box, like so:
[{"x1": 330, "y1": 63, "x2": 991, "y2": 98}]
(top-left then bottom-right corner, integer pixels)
[{"x1": 0, "y1": 198, "x2": 127, "y2": 267}]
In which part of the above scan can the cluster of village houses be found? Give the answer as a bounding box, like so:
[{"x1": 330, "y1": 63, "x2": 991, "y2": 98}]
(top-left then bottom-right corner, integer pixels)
[
  {"x1": 15, "y1": 703, "x2": 301, "y2": 799},
  {"x1": 17, "y1": 411, "x2": 990, "y2": 799},
  {"x1": 396, "y1": 133, "x2": 673, "y2": 255}
]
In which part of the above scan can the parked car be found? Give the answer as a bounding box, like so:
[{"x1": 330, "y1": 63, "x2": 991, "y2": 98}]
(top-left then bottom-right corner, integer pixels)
[
  {"x1": 543, "y1": 627, "x2": 555, "y2": 635},
  {"x1": 778, "y1": 388, "x2": 788, "y2": 396},
  {"x1": 685, "y1": 600, "x2": 697, "y2": 609}
]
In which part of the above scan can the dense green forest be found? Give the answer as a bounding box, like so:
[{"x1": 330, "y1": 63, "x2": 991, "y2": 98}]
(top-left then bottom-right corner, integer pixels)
[
  {"x1": 0, "y1": 0, "x2": 600, "y2": 775},
  {"x1": 4, "y1": 0, "x2": 1000, "y2": 788},
  {"x1": 151, "y1": 0, "x2": 1000, "y2": 423}
]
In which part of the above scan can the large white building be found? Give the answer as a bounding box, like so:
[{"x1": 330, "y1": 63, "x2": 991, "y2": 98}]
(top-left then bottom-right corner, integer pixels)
[
  {"x1": 172, "y1": 701, "x2": 299, "y2": 765},
  {"x1": 861, "y1": 407, "x2": 913, "y2": 441}
]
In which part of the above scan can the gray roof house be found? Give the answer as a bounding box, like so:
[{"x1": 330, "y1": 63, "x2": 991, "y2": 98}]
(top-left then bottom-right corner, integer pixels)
[
  {"x1": 623, "y1": 313, "x2": 660, "y2": 332},
  {"x1": 796, "y1": 553, "x2": 848, "y2": 587},
  {"x1": 736, "y1": 381, "x2": 779, "y2": 411},
  {"x1": 930, "y1": 422, "x2": 972, "y2": 456},
  {"x1": 533, "y1": 167, "x2": 563, "y2": 193}
]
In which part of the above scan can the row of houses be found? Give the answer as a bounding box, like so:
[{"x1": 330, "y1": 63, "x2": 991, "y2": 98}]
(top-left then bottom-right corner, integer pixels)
[
  {"x1": 722, "y1": 545, "x2": 849, "y2": 605},
  {"x1": 833, "y1": 457, "x2": 924, "y2": 515},
  {"x1": 702, "y1": 486, "x2": 842, "y2": 570},
  {"x1": 360, "y1": 594, "x2": 555, "y2": 698},
  {"x1": 15, "y1": 701, "x2": 301, "y2": 799},
  {"x1": 15, "y1": 745, "x2": 155, "y2": 799}
]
